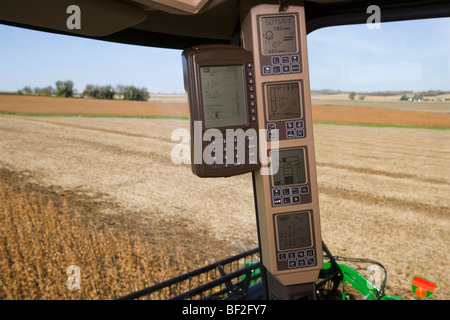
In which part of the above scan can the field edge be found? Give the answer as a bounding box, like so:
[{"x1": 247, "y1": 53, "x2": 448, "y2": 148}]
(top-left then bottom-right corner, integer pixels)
[{"x1": 1, "y1": 111, "x2": 448, "y2": 130}]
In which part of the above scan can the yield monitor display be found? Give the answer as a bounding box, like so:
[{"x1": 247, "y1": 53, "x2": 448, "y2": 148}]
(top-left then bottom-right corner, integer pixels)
[
  {"x1": 258, "y1": 14, "x2": 302, "y2": 76},
  {"x1": 260, "y1": 15, "x2": 297, "y2": 55},
  {"x1": 270, "y1": 147, "x2": 312, "y2": 207},
  {"x1": 264, "y1": 80, "x2": 306, "y2": 141},
  {"x1": 274, "y1": 210, "x2": 317, "y2": 272},
  {"x1": 200, "y1": 65, "x2": 247, "y2": 129},
  {"x1": 182, "y1": 45, "x2": 261, "y2": 178},
  {"x1": 266, "y1": 82, "x2": 301, "y2": 121}
]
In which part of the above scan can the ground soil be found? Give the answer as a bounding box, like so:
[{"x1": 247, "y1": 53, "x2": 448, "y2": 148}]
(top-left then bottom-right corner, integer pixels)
[
  {"x1": 312, "y1": 105, "x2": 450, "y2": 127},
  {"x1": 0, "y1": 95, "x2": 189, "y2": 117}
]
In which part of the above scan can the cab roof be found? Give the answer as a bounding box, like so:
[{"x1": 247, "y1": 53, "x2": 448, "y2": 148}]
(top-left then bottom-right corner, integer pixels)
[{"x1": 1, "y1": 0, "x2": 449, "y2": 49}]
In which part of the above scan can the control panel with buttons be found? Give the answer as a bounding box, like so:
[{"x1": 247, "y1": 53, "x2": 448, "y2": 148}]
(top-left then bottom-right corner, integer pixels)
[
  {"x1": 263, "y1": 80, "x2": 307, "y2": 141},
  {"x1": 270, "y1": 147, "x2": 312, "y2": 207},
  {"x1": 240, "y1": 4, "x2": 322, "y2": 293},
  {"x1": 182, "y1": 44, "x2": 261, "y2": 177},
  {"x1": 274, "y1": 211, "x2": 317, "y2": 271},
  {"x1": 262, "y1": 54, "x2": 301, "y2": 75}
]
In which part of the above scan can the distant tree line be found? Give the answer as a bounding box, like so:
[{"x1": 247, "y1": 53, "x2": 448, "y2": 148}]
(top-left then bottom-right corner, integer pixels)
[
  {"x1": 18, "y1": 85, "x2": 55, "y2": 96},
  {"x1": 82, "y1": 84, "x2": 149, "y2": 101},
  {"x1": 82, "y1": 84, "x2": 115, "y2": 100},
  {"x1": 56, "y1": 80, "x2": 74, "y2": 98},
  {"x1": 17, "y1": 80, "x2": 150, "y2": 101}
]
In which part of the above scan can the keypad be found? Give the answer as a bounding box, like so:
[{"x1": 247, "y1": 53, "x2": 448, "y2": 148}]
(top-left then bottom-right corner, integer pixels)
[
  {"x1": 267, "y1": 120, "x2": 304, "y2": 141},
  {"x1": 262, "y1": 54, "x2": 301, "y2": 76},
  {"x1": 208, "y1": 135, "x2": 257, "y2": 170},
  {"x1": 272, "y1": 185, "x2": 309, "y2": 207},
  {"x1": 277, "y1": 248, "x2": 316, "y2": 269}
]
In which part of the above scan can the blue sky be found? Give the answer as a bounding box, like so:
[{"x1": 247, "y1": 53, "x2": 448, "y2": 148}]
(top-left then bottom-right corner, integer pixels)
[
  {"x1": 0, "y1": 17, "x2": 449, "y2": 94},
  {"x1": 307, "y1": 17, "x2": 450, "y2": 92}
]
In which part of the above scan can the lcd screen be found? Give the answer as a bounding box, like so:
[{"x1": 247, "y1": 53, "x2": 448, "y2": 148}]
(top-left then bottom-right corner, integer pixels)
[
  {"x1": 200, "y1": 65, "x2": 247, "y2": 129},
  {"x1": 261, "y1": 15, "x2": 297, "y2": 55},
  {"x1": 273, "y1": 148, "x2": 306, "y2": 186},
  {"x1": 277, "y1": 212, "x2": 311, "y2": 251},
  {"x1": 266, "y1": 82, "x2": 301, "y2": 121}
]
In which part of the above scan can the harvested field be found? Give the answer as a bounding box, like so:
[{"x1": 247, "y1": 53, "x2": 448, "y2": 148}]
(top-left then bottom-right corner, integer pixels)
[
  {"x1": 311, "y1": 93, "x2": 450, "y2": 113},
  {"x1": 0, "y1": 95, "x2": 189, "y2": 118},
  {"x1": 312, "y1": 105, "x2": 450, "y2": 127},
  {"x1": 1, "y1": 94, "x2": 449, "y2": 127},
  {"x1": 0, "y1": 95, "x2": 449, "y2": 299}
]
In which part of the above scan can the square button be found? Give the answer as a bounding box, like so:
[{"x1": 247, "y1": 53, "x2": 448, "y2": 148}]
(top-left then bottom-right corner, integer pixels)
[
  {"x1": 286, "y1": 130, "x2": 295, "y2": 139},
  {"x1": 296, "y1": 129, "x2": 305, "y2": 138},
  {"x1": 278, "y1": 252, "x2": 287, "y2": 261},
  {"x1": 267, "y1": 123, "x2": 276, "y2": 130}
]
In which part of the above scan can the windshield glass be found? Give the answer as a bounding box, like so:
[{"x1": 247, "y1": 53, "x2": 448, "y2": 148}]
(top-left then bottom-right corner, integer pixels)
[{"x1": 307, "y1": 17, "x2": 449, "y2": 300}]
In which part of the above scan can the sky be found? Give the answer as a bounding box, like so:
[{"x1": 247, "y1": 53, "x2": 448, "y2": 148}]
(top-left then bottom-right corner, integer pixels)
[{"x1": 0, "y1": 17, "x2": 449, "y2": 94}]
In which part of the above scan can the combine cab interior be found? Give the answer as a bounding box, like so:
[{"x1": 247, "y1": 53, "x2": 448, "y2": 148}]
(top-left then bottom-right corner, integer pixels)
[{"x1": 0, "y1": 0, "x2": 448, "y2": 301}]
